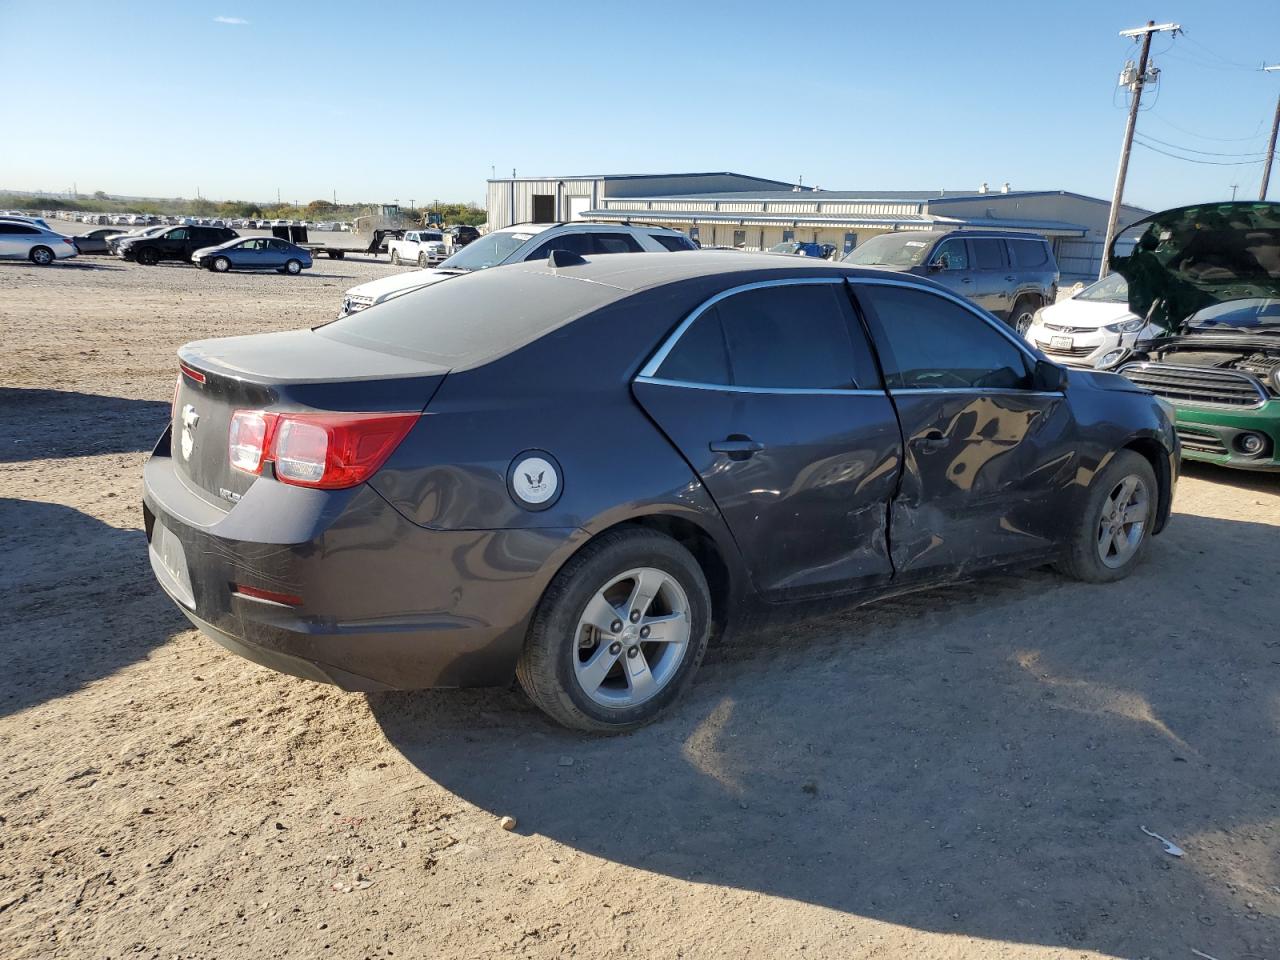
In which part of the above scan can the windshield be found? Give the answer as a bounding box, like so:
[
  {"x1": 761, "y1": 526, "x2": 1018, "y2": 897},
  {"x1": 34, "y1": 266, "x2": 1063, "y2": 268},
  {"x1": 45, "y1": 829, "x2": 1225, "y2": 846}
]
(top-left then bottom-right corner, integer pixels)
[
  {"x1": 1075, "y1": 273, "x2": 1128, "y2": 303},
  {"x1": 768, "y1": 242, "x2": 798, "y2": 253},
  {"x1": 437, "y1": 231, "x2": 535, "y2": 271},
  {"x1": 842, "y1": 233, "x2": 936, "y2": 267},
  {"x1": 1188, "y1": 297, "x2": 1280, "y2": 329}
]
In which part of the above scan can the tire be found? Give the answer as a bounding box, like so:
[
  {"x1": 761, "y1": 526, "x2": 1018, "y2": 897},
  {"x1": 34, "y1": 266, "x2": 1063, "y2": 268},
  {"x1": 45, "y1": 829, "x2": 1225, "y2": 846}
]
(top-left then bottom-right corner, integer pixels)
[
  {"x1": 136, "y1": 247, "x2": 159, "y2": 266},
  {"x1": 390, "y1": 249, "x2": 401, "y2": 265},
  {"x1": 284, "y1": 259, "x2": 302, "y2": 275},
  {"x1": 1009, "y1": 296, "x2": 1040, "y2": 337},
  {"x1": 417, "y1": 252, "x2": 428, "y2": 267},
  {"x1": 1056, "y1": 450, "x2": 1157, "y2": 584},
  {"x1": 212, "y1": 256, "x2": 231, "y2": 273},
  {"x1": 516, "y1": 528, "x2": 712, "y2": 733},
  {"x1": 29, "y1": 246, "x2": 54, "y2": 266}
]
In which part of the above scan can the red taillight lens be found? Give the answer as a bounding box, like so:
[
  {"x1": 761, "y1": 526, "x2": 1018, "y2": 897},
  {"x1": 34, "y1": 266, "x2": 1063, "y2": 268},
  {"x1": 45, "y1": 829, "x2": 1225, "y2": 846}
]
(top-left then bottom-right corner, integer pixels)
[
  {"x1": 228, "y1": 410, "x2": 274, "y2": 475},
  {"x1": 228, "y1": 410, "x2": 417, "y2": 489},
  {"x1": 180, "y1": 361, "x2": 206, "y2": 384}
]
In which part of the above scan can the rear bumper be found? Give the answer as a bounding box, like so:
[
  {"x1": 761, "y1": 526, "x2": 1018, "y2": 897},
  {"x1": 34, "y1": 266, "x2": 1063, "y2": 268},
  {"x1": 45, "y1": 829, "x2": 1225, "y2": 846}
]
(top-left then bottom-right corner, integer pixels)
[{"x1": 142, "y1": 429, "x2": 586, "y2": 690}]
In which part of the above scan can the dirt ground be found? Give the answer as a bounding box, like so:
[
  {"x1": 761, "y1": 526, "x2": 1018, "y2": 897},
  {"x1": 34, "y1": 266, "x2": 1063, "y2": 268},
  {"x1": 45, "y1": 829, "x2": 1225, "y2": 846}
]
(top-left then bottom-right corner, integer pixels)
[{"x1": 2, "y1": 226, "x2": 1279, "y2": 960}]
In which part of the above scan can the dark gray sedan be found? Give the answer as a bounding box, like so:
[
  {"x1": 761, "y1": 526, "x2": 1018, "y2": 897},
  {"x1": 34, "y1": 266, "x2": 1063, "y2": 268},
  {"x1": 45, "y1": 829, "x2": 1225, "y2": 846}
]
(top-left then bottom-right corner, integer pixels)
[
  {"x1": 192, "y1": 236, "x2": 313, "y2": 274},
  {"x1": 143, "y1": 253, "x2": 1177, "y2": 731},
  {"x1": 73, "y1": 227, "x2": 125, "y2": 254}
]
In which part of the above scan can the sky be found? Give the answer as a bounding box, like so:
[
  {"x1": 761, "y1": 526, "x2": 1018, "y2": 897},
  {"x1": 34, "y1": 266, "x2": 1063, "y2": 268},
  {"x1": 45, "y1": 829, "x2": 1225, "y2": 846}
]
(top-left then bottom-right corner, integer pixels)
[{"x1": 3, "y1": 0, "x2": 1280, "y2": 211}]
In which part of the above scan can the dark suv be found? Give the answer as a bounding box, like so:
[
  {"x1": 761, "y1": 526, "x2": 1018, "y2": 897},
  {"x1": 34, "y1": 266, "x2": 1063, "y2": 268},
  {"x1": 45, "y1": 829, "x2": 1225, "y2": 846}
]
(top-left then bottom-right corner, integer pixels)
[
  {"x1": 842, "y1": 229, "x2": 1059, "y2": 334},
  {"x1": 119, "y1": 225, "x2": 238, "y2": 265},
  {"x1": 447, "y1": 225, "x2": 480, "y2": 248}
]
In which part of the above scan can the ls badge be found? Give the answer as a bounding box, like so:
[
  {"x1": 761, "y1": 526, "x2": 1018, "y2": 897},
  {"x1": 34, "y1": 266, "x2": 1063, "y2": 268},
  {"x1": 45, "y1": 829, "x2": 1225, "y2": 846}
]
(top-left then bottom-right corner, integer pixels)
[
  {"x1": 180, "y1": 404, "x2": 199, "y2": 460},
  {"x1": 507, "y1": 451, "x2": 562, "y2": 511}
]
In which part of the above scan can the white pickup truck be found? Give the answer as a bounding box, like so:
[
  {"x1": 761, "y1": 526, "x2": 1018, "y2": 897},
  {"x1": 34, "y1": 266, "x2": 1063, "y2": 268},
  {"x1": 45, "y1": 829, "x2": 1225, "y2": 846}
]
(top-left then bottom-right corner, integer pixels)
[{"x1": 387, "y1": 229, "x2": 447, "y2": 267}]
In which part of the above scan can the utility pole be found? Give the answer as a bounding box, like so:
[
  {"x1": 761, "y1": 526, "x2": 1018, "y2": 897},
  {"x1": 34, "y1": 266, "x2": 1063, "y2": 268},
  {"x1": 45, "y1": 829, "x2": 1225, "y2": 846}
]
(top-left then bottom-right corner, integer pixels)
[
  {"x1": 1100, "y1": 20, "x2": 1181, "y2": 279},
  {"x1": 1261, "y1": 64, "x2": 1280, "y2": 200},
  {"x1": 1230, "y1": 183, "x2": 1239, "y2": 200}
]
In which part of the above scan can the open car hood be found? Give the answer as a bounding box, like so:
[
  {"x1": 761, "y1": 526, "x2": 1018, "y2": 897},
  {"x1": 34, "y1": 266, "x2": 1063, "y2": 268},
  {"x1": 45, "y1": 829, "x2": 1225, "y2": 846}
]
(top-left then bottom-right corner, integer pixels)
[{"x1": 1109, "y1": 201, "x2": 1280, "y2": 331}]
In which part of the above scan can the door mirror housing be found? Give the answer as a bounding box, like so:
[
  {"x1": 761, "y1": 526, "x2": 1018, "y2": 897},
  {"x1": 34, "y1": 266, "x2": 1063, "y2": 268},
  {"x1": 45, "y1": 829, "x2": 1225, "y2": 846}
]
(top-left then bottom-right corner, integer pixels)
[{"x1": 1032, "y1": 358, "x2": 1069, "y2": 392}]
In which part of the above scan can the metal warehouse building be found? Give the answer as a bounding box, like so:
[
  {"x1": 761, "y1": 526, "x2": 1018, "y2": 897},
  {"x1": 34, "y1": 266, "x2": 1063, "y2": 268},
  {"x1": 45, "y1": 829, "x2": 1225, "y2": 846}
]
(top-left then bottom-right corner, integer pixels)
[{"x1": 485, "y1": 172, "x2": 1149, "y2": 280}]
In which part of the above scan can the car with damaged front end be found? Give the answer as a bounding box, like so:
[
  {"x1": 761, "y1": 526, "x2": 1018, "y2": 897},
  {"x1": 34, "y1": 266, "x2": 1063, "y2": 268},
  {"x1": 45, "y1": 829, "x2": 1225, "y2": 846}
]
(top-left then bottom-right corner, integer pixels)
[
  {"x1": 1113, "y1": 201, "x2": 1280, "y2": 471},
  {"x1": 143, "y1": 251, "x2": 1177, "y2": 732}
]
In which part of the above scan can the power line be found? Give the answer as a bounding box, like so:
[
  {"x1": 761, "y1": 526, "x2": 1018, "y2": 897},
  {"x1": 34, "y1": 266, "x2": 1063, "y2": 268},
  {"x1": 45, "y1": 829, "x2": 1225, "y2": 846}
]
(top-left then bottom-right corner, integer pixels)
[
  {"x1": 1133, "y1": 137, "x2": 1267, "y2": 166},
  {"x1": 1129, "y1": 132, "x2": 1269, "y2": 157},
  {"x1": 1148, "y1": 107, "x2": 1268, "y2": 143},
  {"x1": 1180, "y1": 31, "x2": 1261, "y2": 71}
]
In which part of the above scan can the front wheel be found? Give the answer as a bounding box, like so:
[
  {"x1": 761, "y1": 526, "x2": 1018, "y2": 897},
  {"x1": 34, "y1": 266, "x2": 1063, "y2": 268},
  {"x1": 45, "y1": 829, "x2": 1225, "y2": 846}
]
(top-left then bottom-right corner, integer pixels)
[
  {"x1": 29, "y1": 245, "x2": 54, "y2": 266},
  {"x1": 418, "y1": 252, "x2": 428, "y2": 267},
  {"x1": 136, "y1": 247, "x2": 159, "y2": 266},
  {"x1": 516, "y1": 528, "x2": 711, "y2": 732},
  {"x1": 390, "y1": 249, "x2": 401, "y2": 265},
  {"x1": 1056, "y1": 450, "x2": 1157, "y2": 583},
  {"x1": 284, "y1": 259, "x2": 302, "y2": 275},
  {"x1": 212, "y1": 256, "x2": 231, "y2": 273}
]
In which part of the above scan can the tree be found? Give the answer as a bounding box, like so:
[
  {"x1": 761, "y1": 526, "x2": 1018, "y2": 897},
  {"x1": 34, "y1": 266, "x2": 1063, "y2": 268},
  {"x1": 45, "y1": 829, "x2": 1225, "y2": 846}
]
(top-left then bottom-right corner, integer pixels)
[
  {"x1": 304, "y1": 199, "x2": 337, "y2": 219},
  {"x1": 93, "y1": 190, "x2": 109, "y2": 200}
]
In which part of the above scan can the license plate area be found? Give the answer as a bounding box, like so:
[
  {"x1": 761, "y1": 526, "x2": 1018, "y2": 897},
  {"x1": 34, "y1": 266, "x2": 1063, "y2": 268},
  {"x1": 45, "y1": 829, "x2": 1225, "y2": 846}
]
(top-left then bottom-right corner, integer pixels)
[
  {"x1": 1050, "y1": 335, "x2": 1074, "y2": 351},
  {"x1": 149, "y1": 521, "x2": 195, "y2": 609}
]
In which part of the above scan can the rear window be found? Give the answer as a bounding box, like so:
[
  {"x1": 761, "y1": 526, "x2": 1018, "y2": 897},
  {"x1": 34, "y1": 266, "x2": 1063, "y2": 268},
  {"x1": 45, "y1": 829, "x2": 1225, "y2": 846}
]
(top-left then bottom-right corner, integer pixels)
[
  {"x1": 1009, "y1": 239, "x2": 1050, "y2": 267},
  {"x1": 971, "y1": 239, "x2": 1006, "y2": 269},
  {"x1": 317, "y1": 267, "x2": 620, "y2": 368},
  {"x1": 651, "y1": 234, "x2": 697, "y2": 252}
]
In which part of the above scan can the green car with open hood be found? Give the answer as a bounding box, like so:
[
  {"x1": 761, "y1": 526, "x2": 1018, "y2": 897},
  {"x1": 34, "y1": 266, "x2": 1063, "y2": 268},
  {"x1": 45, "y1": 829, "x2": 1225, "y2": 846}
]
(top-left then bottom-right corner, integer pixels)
[{"x1": 1114, "y1": 201, "x2": 1280, "y2": 471}]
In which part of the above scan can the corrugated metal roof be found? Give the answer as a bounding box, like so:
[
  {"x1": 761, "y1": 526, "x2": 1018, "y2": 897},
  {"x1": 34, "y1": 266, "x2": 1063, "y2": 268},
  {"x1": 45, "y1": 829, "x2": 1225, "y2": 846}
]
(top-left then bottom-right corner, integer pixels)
[
  {"x1": 485, "y1": 172, "x2": 799, "y2": 187},
  {"x1": 582, "y1": 209, "x2": 1090, "y2": 237}
]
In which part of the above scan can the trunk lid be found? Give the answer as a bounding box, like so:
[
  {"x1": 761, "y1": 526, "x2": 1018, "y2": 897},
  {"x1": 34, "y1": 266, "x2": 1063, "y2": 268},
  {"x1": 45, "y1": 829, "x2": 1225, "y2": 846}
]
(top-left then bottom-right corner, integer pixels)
[
  {"x1": 1110, "y1": 201, "x2": 1280, "y2": 330},
  {"x1": 173, "y1": 329, "x2": 447, "y2": 507}
]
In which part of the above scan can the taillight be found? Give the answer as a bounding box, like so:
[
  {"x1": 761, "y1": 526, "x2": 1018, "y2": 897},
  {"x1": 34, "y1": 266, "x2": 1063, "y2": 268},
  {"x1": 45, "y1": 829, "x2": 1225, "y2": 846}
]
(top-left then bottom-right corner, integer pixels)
[
  {"x1": 228, "y1": 410, "x2": 274, "y2": 474},
  {"x1": 228, "y1": 410, "x2": 417, "y2": 490},
  {"x1": 179, "y1": 361, "x2": 206, "y2": 384}
]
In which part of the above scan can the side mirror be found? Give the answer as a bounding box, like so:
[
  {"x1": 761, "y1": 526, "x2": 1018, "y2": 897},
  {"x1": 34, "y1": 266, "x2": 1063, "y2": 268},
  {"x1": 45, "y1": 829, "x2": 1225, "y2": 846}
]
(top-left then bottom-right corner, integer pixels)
[{"x1": 1033, "y1": 358, "x2": 1069, "y2": 392}]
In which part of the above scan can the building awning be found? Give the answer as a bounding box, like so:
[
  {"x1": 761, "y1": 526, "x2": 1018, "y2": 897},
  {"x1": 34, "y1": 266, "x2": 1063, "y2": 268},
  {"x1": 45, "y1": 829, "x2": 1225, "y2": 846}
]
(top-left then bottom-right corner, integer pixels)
[{"x1": 581, "y1": 208, "x2": 1089, "y2": 238}]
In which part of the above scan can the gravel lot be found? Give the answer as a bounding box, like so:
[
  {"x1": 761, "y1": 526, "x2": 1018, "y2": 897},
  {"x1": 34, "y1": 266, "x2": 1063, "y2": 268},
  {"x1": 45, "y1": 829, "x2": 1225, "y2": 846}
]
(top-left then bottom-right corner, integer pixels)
[{"x1": 2, "y1": 228, "x2": 1279, "y2": 959}]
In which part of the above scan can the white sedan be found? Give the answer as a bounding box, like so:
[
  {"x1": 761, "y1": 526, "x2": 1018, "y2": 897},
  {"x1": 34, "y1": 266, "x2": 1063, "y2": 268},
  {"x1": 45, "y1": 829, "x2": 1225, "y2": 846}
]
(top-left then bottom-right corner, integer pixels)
[
  {"x1": 0, "y1": 220, "x2": 78, "y2": 264},
  {"x1": 1023, "y1": 273, "x2": 1163, "y2": 369}
]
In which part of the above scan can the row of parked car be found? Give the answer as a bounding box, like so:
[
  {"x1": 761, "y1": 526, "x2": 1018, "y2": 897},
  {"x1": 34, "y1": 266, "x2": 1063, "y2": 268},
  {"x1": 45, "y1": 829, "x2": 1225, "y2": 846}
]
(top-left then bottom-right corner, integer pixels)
[{"x1": 51, "y1": 211, "x2": 353, "y2": 231}]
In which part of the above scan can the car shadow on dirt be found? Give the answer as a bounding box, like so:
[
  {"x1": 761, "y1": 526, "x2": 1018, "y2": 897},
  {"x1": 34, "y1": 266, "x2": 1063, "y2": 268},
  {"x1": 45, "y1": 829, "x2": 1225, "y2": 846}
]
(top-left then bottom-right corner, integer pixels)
[
  {"x1": 0, "y1": 497, "x2": 188, "y2": 718},
  {"x1": 0, "y1": 388, "x2": 169, "y2": 462},
  {"x1": 1180, "y1": 459, "x2": 1279, "y2": 494},
  {"x1": 370, "y1": 515, "x2": 1280, "y2": 957}
]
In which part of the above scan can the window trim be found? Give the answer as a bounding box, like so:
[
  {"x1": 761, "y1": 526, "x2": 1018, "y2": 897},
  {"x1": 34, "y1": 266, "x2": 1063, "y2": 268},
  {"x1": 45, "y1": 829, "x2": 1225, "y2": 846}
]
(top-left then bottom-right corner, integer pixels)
[{"x1": 637, "y1": 277, "x2": 849, "y2": 384}]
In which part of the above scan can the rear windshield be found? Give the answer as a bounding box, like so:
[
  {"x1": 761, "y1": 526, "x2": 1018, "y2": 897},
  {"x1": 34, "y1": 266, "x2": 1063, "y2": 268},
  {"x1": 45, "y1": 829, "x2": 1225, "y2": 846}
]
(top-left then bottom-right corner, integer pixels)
[{"x1": 315, "y1": 266, "x2": 621, "y2": 368}]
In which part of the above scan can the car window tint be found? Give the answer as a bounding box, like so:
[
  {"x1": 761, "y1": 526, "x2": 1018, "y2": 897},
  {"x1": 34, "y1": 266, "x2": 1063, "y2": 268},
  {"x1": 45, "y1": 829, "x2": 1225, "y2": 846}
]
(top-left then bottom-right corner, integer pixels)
[
  {"x1": 971, "y1": 239, "x2": 1005, "y2": 269},
  {"x1": 719, "y1": 284, "x2": 864, "y2": 389},
  {"x1": 168, "y1": 229, "x2": 188, "y2": 240},
  {"x1": 268, "y1": 239, "x2": 288, "y2": 251},
  {"x1": 0, "y1": 224, "x2": 14, "y2": 234},
  {"x1": 1009, "y1": 240, "x2": 1049, "y2": 267},
  {"x1": 651, "y1": 234, "x2": 697, "y2": 252},
  {"x1": 857, "y1": 285, "x2": 1031, "y2": 391},
  {"x1": 930, "y1": 238, "x2": 968, "y2": 270},
  {"x1": 524, "y1": 232, "x2": 593, "y2": 260},
  {"x1": 655, "y1": 308, "x2": 731, "y2": 385},
  {"x1": 592, "y1": 233, "x2": 645, "y2": 254}
]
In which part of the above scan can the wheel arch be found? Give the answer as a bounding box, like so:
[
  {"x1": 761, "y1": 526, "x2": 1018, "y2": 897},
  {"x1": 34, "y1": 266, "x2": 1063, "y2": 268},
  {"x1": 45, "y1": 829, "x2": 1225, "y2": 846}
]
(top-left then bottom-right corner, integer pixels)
[{"x1": 1121, "y1": 435, "x2": 1173, "y2": 534}]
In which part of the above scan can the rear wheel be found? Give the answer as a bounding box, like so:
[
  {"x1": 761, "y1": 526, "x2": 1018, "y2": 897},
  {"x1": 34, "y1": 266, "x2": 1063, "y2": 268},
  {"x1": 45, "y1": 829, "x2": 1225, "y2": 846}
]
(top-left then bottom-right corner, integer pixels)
[
  {"x1": 516, "y1": 528, "x2": 711, "y2": 732},
  {"x1": 1009, "y1": 296, "x2": 1040, "y2": 337},
  {"x1": 212, "y1": 256, "x2": 231, "y2": 273},
  {"x1": 284, "y1": 258, "x2": 302, "y2": 275},
  {"x1": 417, "y1": 251, "x2": 428, "y2": 267},
  {"x1": 1056, "y1": 450, "x2": 1157, "y2": 583},
  {"x1": 390, "y1": 249, "x2": 401, "y2": 265},
  {"x1": 29, "y1": 246, "x2": 54, "y2": 266},
  {"x1": 136, "y1": 247, "x2": 159, "y2": 266}
]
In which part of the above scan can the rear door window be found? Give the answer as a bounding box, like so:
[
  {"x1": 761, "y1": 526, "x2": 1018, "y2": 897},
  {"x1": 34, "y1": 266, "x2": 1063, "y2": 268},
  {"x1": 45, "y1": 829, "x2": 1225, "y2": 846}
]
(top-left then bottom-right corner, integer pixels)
[
  {"x1": 592, "y1": 233, "x2": 645, "y2": 254},
  {"x1": 656, "y1": 282, "x2": 878, "y2": 390}
]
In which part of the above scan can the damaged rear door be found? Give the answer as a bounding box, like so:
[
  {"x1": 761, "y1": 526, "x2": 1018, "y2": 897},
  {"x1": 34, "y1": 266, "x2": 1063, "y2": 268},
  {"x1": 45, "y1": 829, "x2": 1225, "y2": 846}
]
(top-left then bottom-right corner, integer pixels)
[{"x1": 633, "y1": 278, "x2": 901, "y2": 600}]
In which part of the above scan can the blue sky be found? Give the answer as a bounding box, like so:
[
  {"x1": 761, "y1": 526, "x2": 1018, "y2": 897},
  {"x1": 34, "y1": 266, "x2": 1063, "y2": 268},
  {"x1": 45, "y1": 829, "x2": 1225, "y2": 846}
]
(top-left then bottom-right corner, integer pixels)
[{"x1": 3, "y1": 0, "x2": 1279, "y2": 210}]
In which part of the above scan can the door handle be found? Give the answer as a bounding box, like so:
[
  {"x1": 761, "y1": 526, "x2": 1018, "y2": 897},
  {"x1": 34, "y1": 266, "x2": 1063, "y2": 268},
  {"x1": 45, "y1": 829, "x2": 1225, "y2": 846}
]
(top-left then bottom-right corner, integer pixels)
[
  {"x1": 909, "y1": 430, "x2": 948, "y2": 452},
  {"x1": 1005, "y1": 275, "x2": 1016, "y2": 281},
  {"x1": 960, "y1": 277, "x2": 973, "y2": 284},
  {"x1": 710, "y1": 436, "x2": 764, "y2": 460}
]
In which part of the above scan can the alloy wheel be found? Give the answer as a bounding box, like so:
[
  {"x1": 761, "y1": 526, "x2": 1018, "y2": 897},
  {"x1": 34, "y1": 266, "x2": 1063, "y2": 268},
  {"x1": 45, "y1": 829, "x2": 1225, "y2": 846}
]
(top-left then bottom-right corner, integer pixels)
[
  {"x1": 1097, "y1": 474, "x2": 1149, "y2": 569},
  {"x1": 572, "y1": 567, "x2": 691, "y2": 708},
  {"x1": 1014, "y1": 311, "x2": 1034, "y2": 336},
  {"x1": 30, "y1": 247, "x2": 53, "y2": 265}
]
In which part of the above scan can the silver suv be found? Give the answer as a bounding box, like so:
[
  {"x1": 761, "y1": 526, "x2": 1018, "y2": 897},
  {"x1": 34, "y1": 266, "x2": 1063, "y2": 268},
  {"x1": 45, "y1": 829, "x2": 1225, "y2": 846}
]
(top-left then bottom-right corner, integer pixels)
[
  {"x1": 842, "y1": 229, "x2": 1060, "y2": 334},
  {"x1": 338, "y1": 221, "x2": 698, "y2": 317}
]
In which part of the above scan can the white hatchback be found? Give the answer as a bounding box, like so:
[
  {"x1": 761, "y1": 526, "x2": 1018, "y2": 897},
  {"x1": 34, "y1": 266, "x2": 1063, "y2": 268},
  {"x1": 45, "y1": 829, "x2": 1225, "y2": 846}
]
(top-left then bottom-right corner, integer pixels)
[{"x1": 1023, "y1": 273, "x2": 1162, "y2": 369}]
